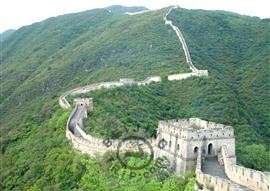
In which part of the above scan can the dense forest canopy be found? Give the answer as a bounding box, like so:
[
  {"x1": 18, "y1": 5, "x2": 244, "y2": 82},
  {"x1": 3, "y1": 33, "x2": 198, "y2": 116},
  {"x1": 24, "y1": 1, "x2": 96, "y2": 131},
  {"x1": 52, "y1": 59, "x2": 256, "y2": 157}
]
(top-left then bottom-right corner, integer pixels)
[{"x1": 0, "y1": 5, "x2": 269, "y2": 190}]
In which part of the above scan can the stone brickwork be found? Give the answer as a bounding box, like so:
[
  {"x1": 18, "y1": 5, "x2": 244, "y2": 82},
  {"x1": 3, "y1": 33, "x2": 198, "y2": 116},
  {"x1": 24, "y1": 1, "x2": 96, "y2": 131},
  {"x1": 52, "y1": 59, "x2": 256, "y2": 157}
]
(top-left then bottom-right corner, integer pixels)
[
  {"x1": 154, "y1": 118, "x2": 236, "y2": 175},
  {"x1": 65, "y1": 99, "x2": 156, "y2": 156},
  {"x1": 221, "y1": 146, "x2": 270, "y2": 191},
  {"x1": 59, "y1": 77, "x2": 161, "y2": 110},
  {"x1": 194, "y1": 142, "x2": 270, "y2": 191},
  {"x1": 196, "y1": 149, "x2": 240, "y2": 191},
  {"x1": 61, "y1": 91, "x2": 269, "y2": 191},
  {"x1": 167, "y1": 70, "x2": 208, "y2": 81}
]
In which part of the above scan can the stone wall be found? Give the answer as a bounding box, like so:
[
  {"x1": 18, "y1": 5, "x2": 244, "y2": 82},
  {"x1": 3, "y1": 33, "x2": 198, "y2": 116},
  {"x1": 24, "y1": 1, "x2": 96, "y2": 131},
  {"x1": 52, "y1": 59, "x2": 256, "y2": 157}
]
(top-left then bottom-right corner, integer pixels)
[
  {"x1": 164, "y1": 6, "x2": 207, "y2": 74},
  {"x1": 195, "y1": 149, "x2": 239, "y2": 191},
  {"x1": 63, "y1": 93, "x2": 269, "y2": 190},
  {"x1": 168, "y1": 70, "x2": 208, "y2": 81},
  {"x1": 221, "y1": 146, "x2": 270, "y2": 191},
  {"x1": 59, "y1": 94, "x2": 71, "y2": 109},
  {"x1": 59, "y1": 76, "x2": 161, "y2": 110},
  {"x1": 137, "y1": 76, "x2": 161, "y2": 85},
  {"x1": 157, "y1": 118, "x2": 235, "y2": 157},
  {"x1": 154, "y1": 118, "x2": 236, "y2": 175},
  {"x1": 66, "y1": 122, "x2": 156, "y2": 156},
  {"x1": 65, "y1": 98, "x2": 156, "y2": 156},
  {"x1": 74, "y1": 98, "x2": 93, "y2": 111},
  {"x1": 164, "y1": 6, "x2": 208, "y2": 80},
  {"x1": 168, "y1": 72, "x2": 196, "y2": 81}
]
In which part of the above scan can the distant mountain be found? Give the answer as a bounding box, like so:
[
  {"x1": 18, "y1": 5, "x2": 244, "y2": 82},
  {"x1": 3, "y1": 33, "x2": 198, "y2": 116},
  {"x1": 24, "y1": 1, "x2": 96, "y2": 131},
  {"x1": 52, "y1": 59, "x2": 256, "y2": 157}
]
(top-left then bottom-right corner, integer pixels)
[
  {"x1": 0, "y1": 29, "x2": 15, "y2": 41},
  {"x1": 106, "y1": 5, "x2": 148, "y2": 13}
]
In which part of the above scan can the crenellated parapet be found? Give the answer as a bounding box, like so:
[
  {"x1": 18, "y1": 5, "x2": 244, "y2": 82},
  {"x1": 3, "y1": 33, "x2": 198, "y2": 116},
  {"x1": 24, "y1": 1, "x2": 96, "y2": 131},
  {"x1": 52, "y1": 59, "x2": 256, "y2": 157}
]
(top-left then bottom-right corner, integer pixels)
[
  {"x1": 66, "y1": 122, "x2": 156, "y2": 156},
  {"x1": 195, "y1": 149, "x2": 240, "y2": 191},
  {"x1": 74, "y1": 98, "x2": 93, "y2": 111},
  {"x1": 221, "y1": 146, "x2": 270, "y2": 191},
  {"x1": 168, "y1": 70, "x2": 208, "y2": 81},
  {"x1": 158, "y1": 118, "x2": 234, "y2": 141},
  {"x1": 59, "y1": 76, "x2": 161, "y2": 110},
  {"x1": 65, "y1": 95, "x2": 156, "y2": 156}
]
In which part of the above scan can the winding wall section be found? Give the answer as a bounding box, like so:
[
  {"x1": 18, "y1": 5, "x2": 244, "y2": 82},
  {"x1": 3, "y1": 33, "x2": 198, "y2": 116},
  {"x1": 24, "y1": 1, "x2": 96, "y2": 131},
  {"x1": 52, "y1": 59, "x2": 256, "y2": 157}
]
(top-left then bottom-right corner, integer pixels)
[
  {"x1": 57, "y1": 7, "x2": 269, "y2": 191},
  {"x1": 164, "y1": 6, "x2": 208, "y2": 80},
  {"x1": 196, "y1": 146, "x2": 270, "y2": 191}
]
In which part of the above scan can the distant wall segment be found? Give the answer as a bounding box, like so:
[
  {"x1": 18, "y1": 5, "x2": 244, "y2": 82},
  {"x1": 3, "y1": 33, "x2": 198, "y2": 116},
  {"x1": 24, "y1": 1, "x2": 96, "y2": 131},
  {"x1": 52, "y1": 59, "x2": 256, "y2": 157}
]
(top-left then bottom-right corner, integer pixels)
[{"x1": 164, "y1": 6, "x2": 208, "y2": 80}]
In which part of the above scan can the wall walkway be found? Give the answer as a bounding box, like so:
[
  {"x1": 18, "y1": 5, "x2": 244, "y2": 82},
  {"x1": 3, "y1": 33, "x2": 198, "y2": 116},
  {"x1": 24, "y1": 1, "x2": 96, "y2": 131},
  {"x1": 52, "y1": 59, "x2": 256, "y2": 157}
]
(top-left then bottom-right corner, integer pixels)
[{"x1": 56, "y1": 7, "x2": 270, "y2": 191}]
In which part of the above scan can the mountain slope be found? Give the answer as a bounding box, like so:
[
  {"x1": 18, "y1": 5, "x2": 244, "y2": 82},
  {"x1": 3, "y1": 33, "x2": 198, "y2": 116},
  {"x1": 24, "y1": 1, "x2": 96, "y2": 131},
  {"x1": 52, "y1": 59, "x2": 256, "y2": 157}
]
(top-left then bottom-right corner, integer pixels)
[
  {"x1": 168, "y1": 8, "x2": 270, "y2": 143},
  {"x1": 1, "y1": 7, "x2": 188, "y2": 130},
  {"x1": 0, "y1": 6, "x2": 269, "y2": 190},
  {"x1": 0, "y1": 29, "x2": 15, "y2": 42}
]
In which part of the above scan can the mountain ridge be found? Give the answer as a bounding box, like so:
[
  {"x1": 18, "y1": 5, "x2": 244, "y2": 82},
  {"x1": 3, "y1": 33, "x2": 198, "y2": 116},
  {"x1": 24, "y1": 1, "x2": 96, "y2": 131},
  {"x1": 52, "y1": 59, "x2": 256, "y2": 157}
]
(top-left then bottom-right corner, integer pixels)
[{"x1": 105, "y1": 5, "x2": 148, "y2": 13}]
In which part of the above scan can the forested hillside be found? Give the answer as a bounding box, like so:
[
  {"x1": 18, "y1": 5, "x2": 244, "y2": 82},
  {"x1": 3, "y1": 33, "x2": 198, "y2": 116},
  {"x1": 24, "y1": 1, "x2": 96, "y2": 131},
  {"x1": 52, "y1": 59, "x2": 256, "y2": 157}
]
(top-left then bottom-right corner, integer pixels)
[{"x1": 0, "y1": 5, "x2": 269, "y2": 190}]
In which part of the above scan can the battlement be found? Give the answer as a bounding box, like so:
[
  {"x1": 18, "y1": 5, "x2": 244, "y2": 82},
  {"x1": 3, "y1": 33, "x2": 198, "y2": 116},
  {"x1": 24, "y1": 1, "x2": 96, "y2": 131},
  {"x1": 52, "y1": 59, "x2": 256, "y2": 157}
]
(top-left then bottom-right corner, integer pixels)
[
  {"x1": 221, "y1": 146, "x2": 270, "y2": 191},
  {"x1": 119, "y1": 78, "x2": 134, "y2": 84},
  {"x1": 74, "y1": 98, "x2": 93, "y2": 111},
  {"x1": 158, "y1": 118, "x2": 234, "y2": 140},
  {"x1": 196, "y1": 70, "x2": 208, "y2": 76},
  {"x1": 59, "y1": 76, "x2": 162, "y2": 109}
]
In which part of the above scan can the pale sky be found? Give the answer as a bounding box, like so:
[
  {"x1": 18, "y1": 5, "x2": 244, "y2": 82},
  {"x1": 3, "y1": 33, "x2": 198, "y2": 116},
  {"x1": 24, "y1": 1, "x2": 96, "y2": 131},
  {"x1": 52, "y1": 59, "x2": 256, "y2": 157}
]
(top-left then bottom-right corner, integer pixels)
[{"x1": 1, "y1": 0, "x2": 269, "y2": 33}]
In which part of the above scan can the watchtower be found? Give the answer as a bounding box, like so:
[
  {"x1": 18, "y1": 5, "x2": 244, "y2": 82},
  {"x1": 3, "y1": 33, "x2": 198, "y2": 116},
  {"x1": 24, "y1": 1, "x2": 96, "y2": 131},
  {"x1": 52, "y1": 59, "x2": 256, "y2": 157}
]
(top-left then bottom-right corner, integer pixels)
[
  {"x1": 154, "y1": 118, "x2": 236, "y2": 175},
  {"x1": 74, "y1": 98, "x2": 93, "y2": 111}
]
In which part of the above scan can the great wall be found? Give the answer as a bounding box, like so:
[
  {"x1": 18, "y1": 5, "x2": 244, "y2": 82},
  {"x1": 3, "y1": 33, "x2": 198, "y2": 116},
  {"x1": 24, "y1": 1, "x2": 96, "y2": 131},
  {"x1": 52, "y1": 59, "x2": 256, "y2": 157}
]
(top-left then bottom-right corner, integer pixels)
[{"x1": 59, "y1": 6, "x2": 270, "y2": 191}]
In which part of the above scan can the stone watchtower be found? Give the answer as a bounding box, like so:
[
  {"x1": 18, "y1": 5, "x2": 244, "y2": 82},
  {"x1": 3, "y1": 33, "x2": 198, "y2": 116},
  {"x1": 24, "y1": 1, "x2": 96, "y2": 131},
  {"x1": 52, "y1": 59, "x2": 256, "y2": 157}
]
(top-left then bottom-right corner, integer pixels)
[
  {"x1": 154, "y1": 118, "x2": 236, "y2": 175},
  {"x1": 74, "y1": 98, "x2": 93, "y2": 112}
]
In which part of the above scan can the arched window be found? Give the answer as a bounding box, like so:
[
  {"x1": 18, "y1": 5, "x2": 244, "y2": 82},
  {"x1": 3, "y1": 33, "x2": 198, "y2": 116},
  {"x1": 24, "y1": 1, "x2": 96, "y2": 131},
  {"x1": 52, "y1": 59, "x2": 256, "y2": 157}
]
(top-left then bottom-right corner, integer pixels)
[
  {"x1": 177, "y1": 144, "x2": 180, "y2": 151},
  {"x1": 208, "y1": 143, "x2": 213, "y2": 155},
  {"x1": 194, "y1": 147, "x2": 198, "y2": 153}
]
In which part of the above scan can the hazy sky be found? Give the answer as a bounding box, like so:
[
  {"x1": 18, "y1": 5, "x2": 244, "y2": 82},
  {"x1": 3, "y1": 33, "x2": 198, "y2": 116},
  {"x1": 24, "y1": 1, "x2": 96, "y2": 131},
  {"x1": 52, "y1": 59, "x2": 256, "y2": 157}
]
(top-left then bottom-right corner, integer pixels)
[{"x1": 1, "y1": 0, "x2": 269, "y2": 32}]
